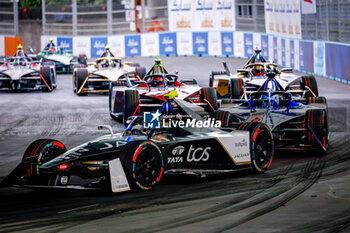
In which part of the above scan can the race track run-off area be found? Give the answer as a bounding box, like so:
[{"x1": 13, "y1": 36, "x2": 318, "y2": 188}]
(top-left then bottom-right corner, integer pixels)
[{"x1": 0, "y1": 56, "x2": 350, "y2": 232}]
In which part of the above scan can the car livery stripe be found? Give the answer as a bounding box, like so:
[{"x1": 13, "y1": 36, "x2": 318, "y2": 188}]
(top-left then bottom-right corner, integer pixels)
[
  {"x1": 132, "y1": 146, "x2": 143, "y2": 163},
  {"x1": 253, "y1": 128, "x2": 261, "y2": 142},
  {"x1": 157, "y1": 167, "x2": 163, "y2": 182},
  {"x1": 53, "y1": 141, "x2": 65, "y2": 149}
]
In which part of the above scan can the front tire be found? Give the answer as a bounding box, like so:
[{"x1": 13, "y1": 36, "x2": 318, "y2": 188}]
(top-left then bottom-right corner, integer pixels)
[
  {"x1": 41, "y1": 66, "x2": 53, "y2": 92},
  {"x1": 76, "y1": 68, "x2": 88, "y2": 96},
  {"x1": 120, "y1": 141, "x2": 164, "y2": 191},
  {"x1": 237, "y1": 122, "x2": 274, "y2": 173},
  {"x1": 21, "y1": 139, "x2": 67, "y2": 184}
]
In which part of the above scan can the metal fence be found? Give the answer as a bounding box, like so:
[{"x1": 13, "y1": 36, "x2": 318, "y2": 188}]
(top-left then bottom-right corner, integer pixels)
[
  {"x1": 42, "y1": 0, "x2": 168, "y2": 36},
  {"x1": 0, "y1": 0, "x2": 18, "y2": 35},
  {"x1": 301, "y1": 0, "x2": 350, "y2": 43}
]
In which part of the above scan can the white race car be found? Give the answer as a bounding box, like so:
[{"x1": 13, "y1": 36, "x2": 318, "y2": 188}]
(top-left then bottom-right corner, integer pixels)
[{"x1": 210, "y1": 49, "x2": 319, "y2": 99}]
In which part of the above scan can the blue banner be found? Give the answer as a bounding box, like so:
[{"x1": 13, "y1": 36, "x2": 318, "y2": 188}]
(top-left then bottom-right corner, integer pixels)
[
  {"x1": 244, "y1": 33, "x2": 253, "y2": 58},
  {"x1": 91, "y1": 37, "x2": 107, "y2": 58},
  {"x1": 192, "y1": 32, "x2": 208, "y2": 56},
  {"x1": 290, "y1": 40, "x2": 295, "y2": 69},
  {"x1": 273, "y1": 37, "x2": 278, "y2": 62},
  {"x1": 221, "y1": 32, "x2": 234, "y2": 56},
  {"x1": 315, "y1": 42, "x2": 324, "y2": 76},
  {"x1": 325, "y1": 43, "x2": 350, "y2": 82},
  {"x1": 281, "y1": 39, "x2": 286, "y2": 66},
  {"x1": 159, "y1": 32, "x2": 177, "y2": 56},
  {"x1": 300, "y1": 41, "x2": 314, "y2": 73},
  {"x1": 125, "y1": 35, "x2": 141, "y2": 57},
  {"x1": 57, "y1": 37, "x2": 72, "y2": 51},
  {"x1": 261, "y1": 35, "x2": 269, "y2": 60}
]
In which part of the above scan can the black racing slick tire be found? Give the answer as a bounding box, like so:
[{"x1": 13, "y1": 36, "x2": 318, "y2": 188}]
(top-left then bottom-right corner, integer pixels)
[
  {"x1": 41, "y1": 66, "x2": 53, "y2": 92},
  {"x1": 17, "y1": 139, "x2": 67, "y2": 185},
  {"x1": 136, "y1": 67, "x2": 147, "y2": 79},
  {"x1": 211, "y1": 110, "x2": 231, "y2": 127},
  {"x1": 305, "y1": 109, "x2": 328, "y2": 152},
  {"x1": 200, "y1": 87, "x2": 218, "y2": 113},
  {"x1": 76, "y1": 68, "x2": 88, "y2": 96},
  {"x1": 78, "y1": 54, "x2": 87, "y2": 65},
  {"x1": 229, "y1": 78, "x2": 244, "y2": 99},
  {"x1": 301, "y1": 76, "x2": 318, "y2": 98},
  {"x1": 120, "y1": 141, "x2": 164, "y2": 191},
  {"x1": 209, "y1": 71, "x2": 227, "y2": 87},
  {"x1": 124, "y1": 90, "x2": 140, "y2": 124},
  {"x1": 237, "y1": 122, "x2": 274, "y2": 173},
  {"x1": 307, "y1": 96, "x2": 327, "y2": 106}
]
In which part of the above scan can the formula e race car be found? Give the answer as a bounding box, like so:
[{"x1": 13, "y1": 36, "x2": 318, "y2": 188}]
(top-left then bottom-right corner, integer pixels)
[
  {"x1": 0, "y1": 45, "x2": 57, "y2": 92},
  {"x1": 214, "y1": 80, "x2": 328, "y2": 152},
  {"x1": 109, "y1": 58, "x2": 216, "y2": 123},
  {"x1": 210, "y1": 49, "x2": 319, "y2": 99},
  {"x1": 109, "y1": 73, "x2": 217, "y2": 123},
  {"x1": 73, "y1": 48, "x2": 146, "y2": 96},
  {"x1": 1, "y1": 100, "x2": 274, "y2": 192}
]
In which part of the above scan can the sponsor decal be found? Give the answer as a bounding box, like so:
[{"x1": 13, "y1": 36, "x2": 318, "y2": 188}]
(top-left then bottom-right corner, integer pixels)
[
  {"x1": 172, "y1": 145, "x2": 185, "y2": 156},
  {"x1": 187, "y1": 145, "x2": 210, "y2": 162},
  {"x1": 91, "y1": 37, "x2": 107, "y2": 58},
  {"x1": 233, "y1": 153, "x2": 250, "y2": 159},
  {"x1": 162, "y1": 117, "x2": 221, "y2": 128},
  {"x1": 221, "y1": 32, "x2": 233, "y2": 56},
  {"x1": 125, "y1": 35, "x2": 141, "y2": 57},
  {"x1": 144, "y1": 110, "x2": 161, "y2": 129},
  {"x1": 168, "y1": 157, "x2": 183, "y2": 163},
  {"x1": 193, "y1": 32, "x2": 208, "y2": 55},
  {"x1": 57, "y1": 37, "x2": 72, "y2": 51},
  {"x1": 235, "y1": 139, "x2": 248, "y2": 147}
]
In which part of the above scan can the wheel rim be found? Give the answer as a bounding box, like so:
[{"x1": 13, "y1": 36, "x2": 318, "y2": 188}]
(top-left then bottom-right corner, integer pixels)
[
  {"x1": 134, "y1": 145, "x2": 163, "y2": 189},
  {"x1": 253, "y1": 128, "x2": 273, "y2": 170}
]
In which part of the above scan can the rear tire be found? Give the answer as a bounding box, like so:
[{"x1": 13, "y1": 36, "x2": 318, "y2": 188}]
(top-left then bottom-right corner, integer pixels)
[
  {"x1": 124, "y1": 90, "x2": 140, "y2": 124},
  {"x1": 120, "y1": 141, "x2": 164, "y2": 191},
  {"x1": 306, "y1": 96, "x2": 327, "y2": 106},
  {"x1": 209, "y1": 71, "x2": 227, "y2": 87},
  {"x1": 41, "y1": 66, "x2": 53, "y2": 92},
  {"x1": 200, "y1": 87, "x2": 218, "y2": 113},
  {"x1": 229, "y1": 78, "x2": 244, "y2": 99},
  {"x1": 76, "y1": 68, "x2": 88, "y2": 96},
  {"x1": 301, "y1": 76, "x2": 318, "y2": 97},
  {"x1": 211, "y1": 110, "x2": 231, "y2": 127},
  {"x1": 305, "y1": 109, "x2": 328, "y2": 151},
  {"x1": 237, "y1": 122, "x2": 274, "y2": 173},
  {"x1": 136, "y1": 67, "x2": 147, "y2": 79}
]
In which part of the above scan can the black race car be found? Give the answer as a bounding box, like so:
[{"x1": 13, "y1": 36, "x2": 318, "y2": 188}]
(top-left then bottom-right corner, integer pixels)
[{"x1": 1, "y1": 100, "x2": 274, "y2": 192}]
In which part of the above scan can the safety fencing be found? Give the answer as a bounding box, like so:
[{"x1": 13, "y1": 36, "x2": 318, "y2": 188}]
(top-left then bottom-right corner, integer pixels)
[{"x1": 0, "y1": 32, "x2": 349, "y2": 84}]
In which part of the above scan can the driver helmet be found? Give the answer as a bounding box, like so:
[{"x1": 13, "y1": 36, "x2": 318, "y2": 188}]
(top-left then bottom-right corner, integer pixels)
[
  {"x1": 101, "y1": 60, "x2": 109, "y2": 68},
  {"x1": 151, "y1": 76, "x2": 164, "y2": 87},
  {"x1": 252, "y1": 65, "x2": 264, "y2": 76},
  {"x1": 19, "y1": 58, "x2": 26, "y2": 66},
  {"x1": 49, "y1": 48, "x2": 56, "y2": 54}
]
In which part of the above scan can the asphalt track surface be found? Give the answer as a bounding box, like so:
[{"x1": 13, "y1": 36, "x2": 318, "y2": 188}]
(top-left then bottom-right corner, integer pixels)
[{"x1": 0, "y1": 57, "x2": 350, "y2": 233}]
